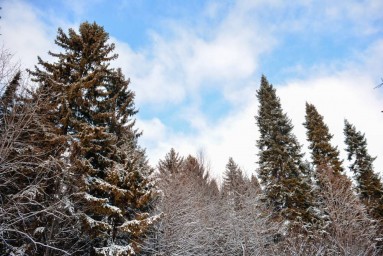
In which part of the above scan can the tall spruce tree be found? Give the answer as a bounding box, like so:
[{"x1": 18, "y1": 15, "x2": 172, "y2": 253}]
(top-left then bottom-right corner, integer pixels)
[
  {"x1": 255, "y1": 75, "x2": 315, "y2": 225},
  {"x1": 344, "y1": 120, "x2": 383, "y2": 225},
  {"x1": 303, "y1": 103, "x2": 343, "y2": 174},
  {"x1": 29, "y1": 22, "x2": 158, "y2": 255}
]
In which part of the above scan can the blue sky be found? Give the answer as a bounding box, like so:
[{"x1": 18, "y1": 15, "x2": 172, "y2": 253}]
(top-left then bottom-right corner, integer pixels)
[{"x1": 2, "y1": 0, "x2": 383, "y2": 180}]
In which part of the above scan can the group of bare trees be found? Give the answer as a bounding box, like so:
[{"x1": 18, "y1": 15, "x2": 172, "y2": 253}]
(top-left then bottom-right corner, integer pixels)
[
  {"x1": 141, "y1": 150, "x2": 279, "y2": 256},
  {"x1": 139, "y1": 148, "x2": 381, "y2": 256}
]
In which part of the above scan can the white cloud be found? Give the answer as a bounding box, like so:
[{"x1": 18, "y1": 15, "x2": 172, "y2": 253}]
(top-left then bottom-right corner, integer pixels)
[
  {"x1": 110, "y1": 0, "x2": 277, "y2": 106},
  {"x1": 138, "y1": 36, "x2": 383, "y2": 181},
  {"x1": 279, "y1": 74, "x2": 383, "y2": 174},
  {"x1": 1, "y1": 1, "x2": 57, "y2": 70},
  {"x1": 3, "y1": 0, "x2": 383, "y2": 181}
]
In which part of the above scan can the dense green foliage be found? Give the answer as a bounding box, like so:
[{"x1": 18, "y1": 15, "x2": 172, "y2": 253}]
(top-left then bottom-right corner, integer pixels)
[
  {"x1": 255, "y1": 75, "x2": 315, "y2": 225},
  {"x1": 344, "y1": 120, "x2": 383, "y2": 230},
  {"x1": 304, "y1": 102, "x2": 343, "y2": 174}
]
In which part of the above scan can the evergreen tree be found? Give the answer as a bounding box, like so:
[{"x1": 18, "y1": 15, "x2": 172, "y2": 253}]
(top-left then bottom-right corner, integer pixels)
[
  {"x1": 222, "y1": 157, "x2": 247, "y2": 210},
  {"x1": 158, "y1": 148, "x2": 184, "y2": 176},
  {"x1": 0, "y1": 71, "x2": 20, "y2": 110},
  {"x1": 250, "y1": 174, "x2": 261, "y2": 194},
  {"x1": 222, "y1": 157, "x2": 245, "y2": 194},
  {"x1": 344, "y1": 120, "x2": 383, "y2": 225},
  {"x1": 255, "y1": 75, "x2": 315, "y2": 225},
  {"x1": 29, "y1": 22, "x2": 158, "y2": 255},
  {"x1": 182, "y1": 155, "x2": 209, "y2": 187},
  {"x1": 303, "y1": 103, "x2": 343, "y2": 174}
]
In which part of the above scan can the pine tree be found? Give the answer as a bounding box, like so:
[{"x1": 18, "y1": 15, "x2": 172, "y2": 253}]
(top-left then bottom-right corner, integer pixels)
[
  {"x1": 255, "y1": 75, "x2": 315, "y2": 225},
  {"x1": 344, "y1": 120, "x2": 383, "y2": 226},
  {"x1": 303, "y1": 103, "x2": 343, "y2": 174},
  {"x1": 29, "y1": 22, "x2": 158, "y2": 255}
]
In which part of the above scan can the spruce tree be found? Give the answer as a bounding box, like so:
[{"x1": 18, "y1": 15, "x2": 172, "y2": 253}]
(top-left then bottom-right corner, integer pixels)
[
  {"x1": 222, "y1": 157, "x2": 245, "y2": 194},
  {"x1": 344, "y1": 120, "x2": 383, "y2": 224},
  {"x1": 0, "y1": 71, "x2": 20, "y2": 110},
  {"x1": 30, "y1": 22, "x2": 158, "y2": 255},
  {"x1": 158, "y1": 148, "x2": 184, "y2": 176},
  {"x1": 303, "y1": 103, "x2": 343, "y2": 174},
  {"x1": 255, "y1": 75, "x2": 314, "y2": 225},
  {"x1": 222, "y1": 157, "x2": 247, "y2": 210}
]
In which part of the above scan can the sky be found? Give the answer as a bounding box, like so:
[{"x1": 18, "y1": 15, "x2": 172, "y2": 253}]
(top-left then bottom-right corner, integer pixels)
[{"x1": 1, "y1": 0, "x2": 383, "y2": 181}]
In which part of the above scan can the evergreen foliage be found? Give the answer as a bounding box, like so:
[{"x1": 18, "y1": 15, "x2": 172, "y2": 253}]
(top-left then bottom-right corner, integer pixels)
[
  {"x1": 158, "y1": 148, "x2": 184, "y2": 176},
  {"x1": 222, "y1": 157, "x2": 246, "y2": 194},
  {"x1": 0, "y1": 71, "x2": 20, "y2": 112},
  {"x1": 344, "y1": 120, "x2": 383, "y2": 226},
  {"x1": 303, "y1": 103, "x2": 343, "y2": 174},
  {"x1": 29, "y1": 22, "x2": 158, "y2": 255},
  {"x1": 222, "y1": 157, "x2": 247, "y2": 210},
  {"x1": 255, "y1": 75, "x2": 315, "y2": 225}
]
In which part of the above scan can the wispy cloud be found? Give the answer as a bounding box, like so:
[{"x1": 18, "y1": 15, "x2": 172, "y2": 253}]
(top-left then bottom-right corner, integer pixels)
[{"x1": 2, "y1": 0, "x2": 383, "y2": 179}]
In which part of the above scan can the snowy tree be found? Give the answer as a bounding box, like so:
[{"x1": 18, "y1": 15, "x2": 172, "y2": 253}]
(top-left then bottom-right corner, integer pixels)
[
  {"x1": 29, "y1": 22, "x2": 159, "y2": 255},
  {"x1": 0, "y1": 69, "x2": 77, "y2": 255},
  {"x1": 303, "y1": 103, "x2": 343, "y2": 174},
  {"x1": 222, "y1": 157, "x2": 247, "y2": 210},
  {"x1": 255, "y1": 75, "x2": 315, "y2": 226},
  {"x1": 220, "y1": 158, "x2": 278, "y2": 255},
  {"x1": 158, "y1": 148, "x2": 184, "y2": 178},
  {"x1": 344, "y1": 120, "x2": 383, "y2": 249},
  {"x1": 316, "y1": 165, "x2": 377, "y2": 255}
]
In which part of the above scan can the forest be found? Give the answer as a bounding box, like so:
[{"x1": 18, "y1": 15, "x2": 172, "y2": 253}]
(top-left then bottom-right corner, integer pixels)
[{"x1": 0, "y1": 22, "x2": 382, "y2": 256}]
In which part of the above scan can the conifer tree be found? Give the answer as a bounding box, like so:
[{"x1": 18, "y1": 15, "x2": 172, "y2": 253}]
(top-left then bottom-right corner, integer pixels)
[
  {"x1": 255, "y1": 75, "x2": 315, "y2": 225},
  {"x1": 222, "y1": 157, "x2": 245, "y2": 194},
  {"x1": 158, "y1": 148, "x2": 184, "y2": 176},
  {"x1": 29, "y1": 22, "x2": 158, "y2": 255},
  {"x1": 344, "y1": 120, "x2": 383, "y2": 225},
  {"x1": 250, "y1": 174, "x2": 261, "y2": 194},
  {"x1": 0, "y1": 71, "x2": 20, "y2": 110},
  {"x1": 222, "y1": 157, "x2": 247, "y2": 210},
  {"x1": 303, "y1": 103, "x2": 343, "y2": 174}
]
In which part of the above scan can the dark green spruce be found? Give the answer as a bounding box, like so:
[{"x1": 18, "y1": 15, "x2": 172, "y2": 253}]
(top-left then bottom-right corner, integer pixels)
[
  {"x1": 255, "y1": 75, "x2": 315, "y2": 225},
  {"x1": 344, "y1": 120, "x2": 383, "y2": 224},
  {"x1": 303, "y1": 102, "x2": 343, "y2": 174}
]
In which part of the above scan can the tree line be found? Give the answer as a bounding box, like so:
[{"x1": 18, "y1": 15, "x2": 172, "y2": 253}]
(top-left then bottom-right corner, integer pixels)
[{"x1": 0, "y1": 22, "x2": 382, "y2": 255}]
